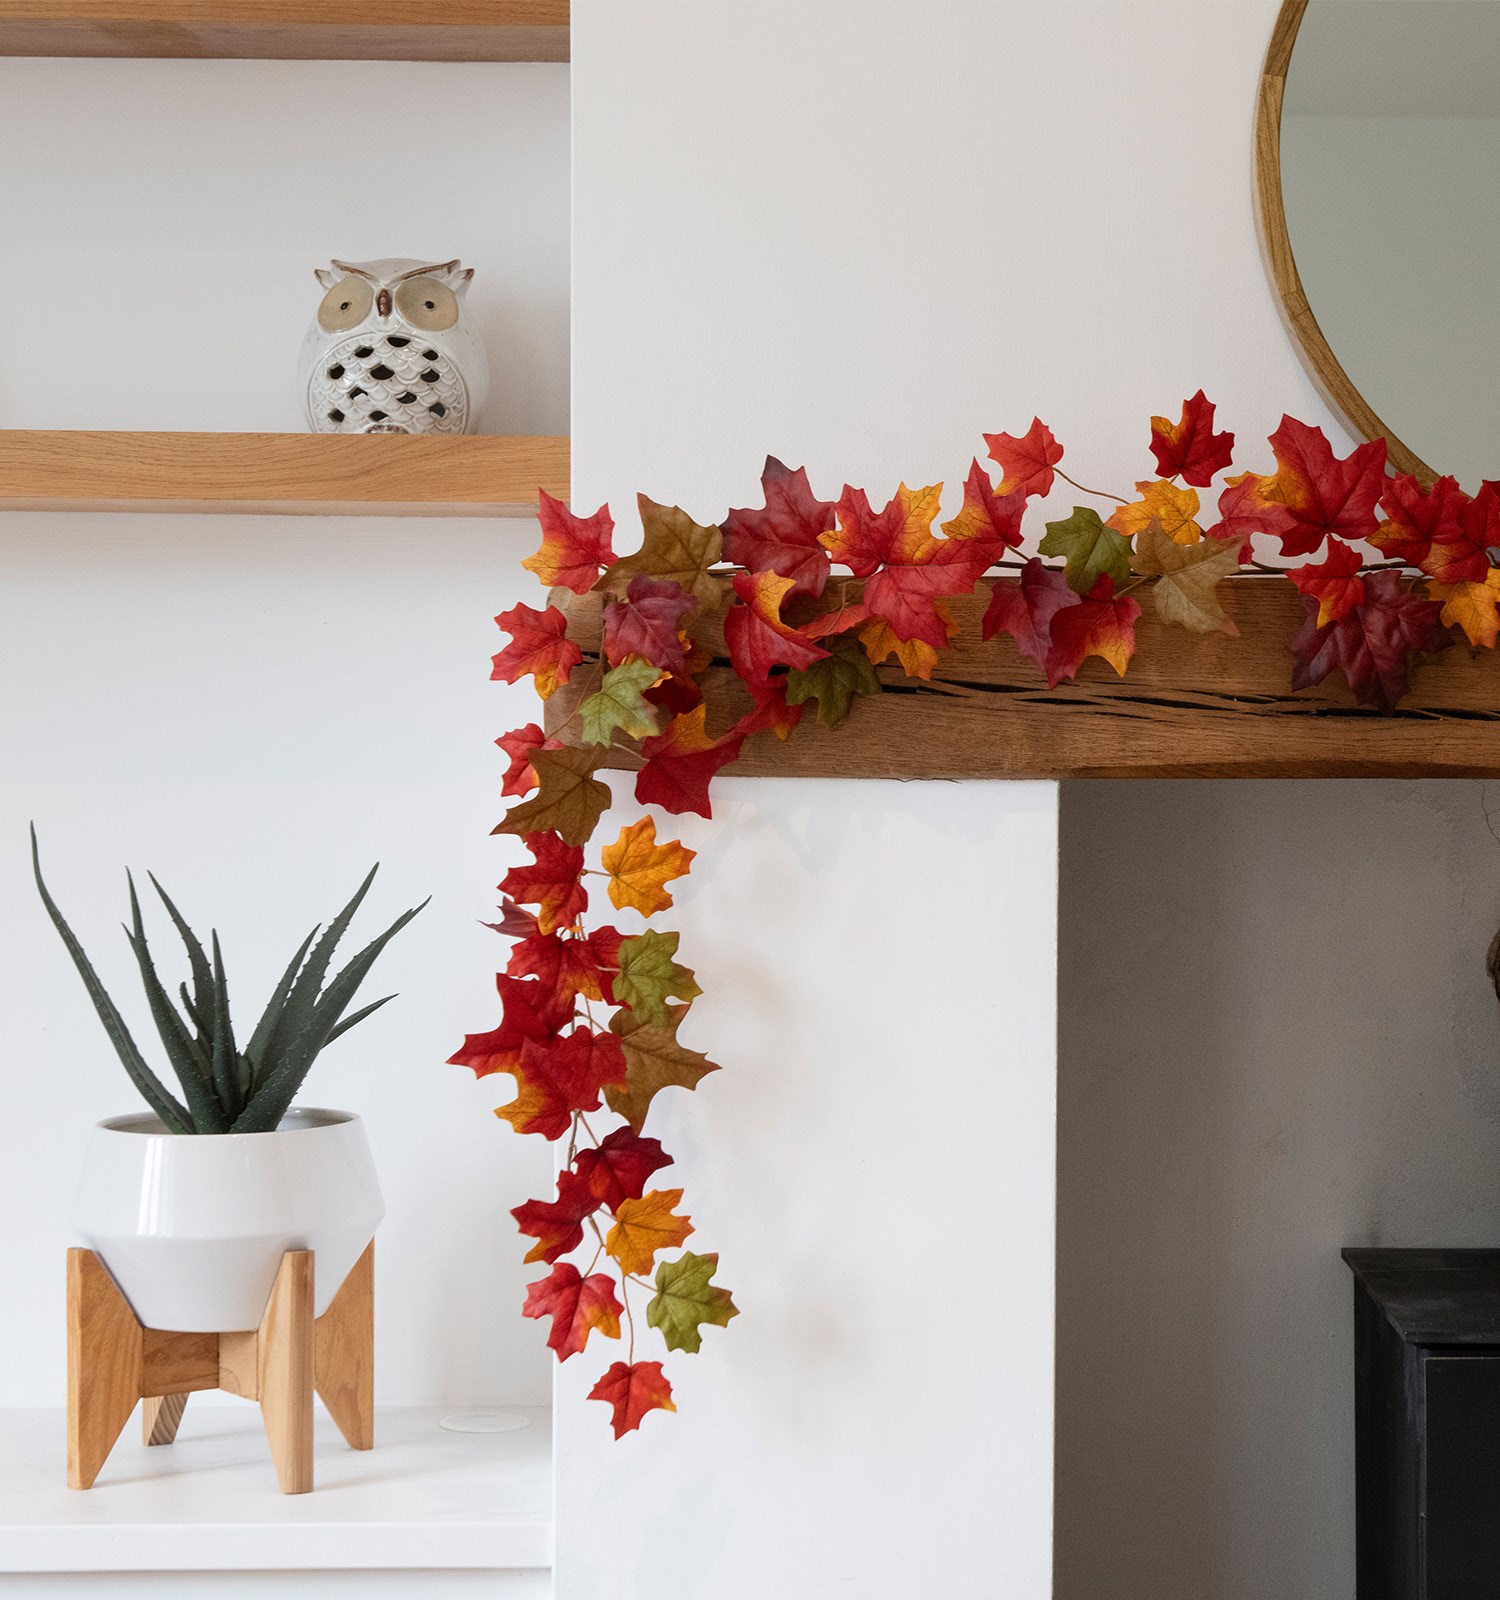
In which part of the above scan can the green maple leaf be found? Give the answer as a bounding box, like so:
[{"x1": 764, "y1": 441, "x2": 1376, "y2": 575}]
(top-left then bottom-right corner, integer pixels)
[
  {"x1": 647, "y1": 1251, "x2": 739, "y2": 1355},
  {"x1": 607, "y1": 1002, "x2": 719, "y2": 1130},
  {"x1": 613, "y1": 930, "x2": 702, "y2": 1027},
  {"x1": 784, "y1": 635, "x2": 880, "y2": 729},
  {"x1": 580, "y1": 657, "x2": 663, "y2": 746},
  {"x1": 493, "y1": 746, "x2": 611, "y2": 847},
  {"x1": 1038, "y1": 506, "x2": 1132, "y2": 595}
]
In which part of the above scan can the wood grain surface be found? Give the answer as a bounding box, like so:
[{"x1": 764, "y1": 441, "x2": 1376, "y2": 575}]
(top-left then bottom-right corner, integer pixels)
[
  {"x1": 550, "y1": 577, "x2": 1500, "y2": 781},
  {"x1": 314, "y1": 1242, "x2": 374, "y2": 1452},
  {"x1": 0, "y1": 431, "x2": 569, "y2": 516},
  {"x1": 0, "y1": 0, "x2": 568, "y2": 59}
]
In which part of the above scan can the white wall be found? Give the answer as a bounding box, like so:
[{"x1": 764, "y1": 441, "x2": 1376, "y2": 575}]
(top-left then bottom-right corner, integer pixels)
[
  {"x1": 0, "y1": 58, "x2": 569, "y2": 1409},
  {"x1": 566, "y1": 3, "x2": 1427, "y2": 1597},
  {"x1": 0, "y1": 60, "x2": 568, "y2": 435},
  {"x1": 1056, "y1": 781, "x2": 1500, "y2": 1600}
]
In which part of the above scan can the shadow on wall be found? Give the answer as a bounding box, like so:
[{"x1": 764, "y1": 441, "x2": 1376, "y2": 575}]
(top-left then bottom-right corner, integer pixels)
[{"x1": 1054, "y1": 779, "x2": 1500, "y2": 1600}]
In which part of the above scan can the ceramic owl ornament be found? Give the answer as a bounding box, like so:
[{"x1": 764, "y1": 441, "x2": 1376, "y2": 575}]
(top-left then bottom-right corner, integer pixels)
[{"x1": 298, "y1": 258, "x2": 489, "y2": 435}]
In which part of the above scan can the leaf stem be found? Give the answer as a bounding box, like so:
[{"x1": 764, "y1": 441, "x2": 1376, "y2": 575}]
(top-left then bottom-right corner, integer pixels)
[{"x1": 1054, "y1": 468, "x2": 1128, "y2": 505}]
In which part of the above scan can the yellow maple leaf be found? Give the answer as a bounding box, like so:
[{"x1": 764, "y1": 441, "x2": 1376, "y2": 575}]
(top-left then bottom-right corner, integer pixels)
[
  {"x1": 606, "y1": 1188, "x2": 694, "y2": 1277},
  {"x1": 857, "y1": 602, "x2": 956, "y2": 680},
  {"x1": 1429, "y1": 569, "x2": 1500, "y2": 648},
  {"x1": 600, "y1": 817, "x2": 696, "y2": 916},
  {"x1": 1107, "y1": 479, "x2": 1202, "y2": 545}
]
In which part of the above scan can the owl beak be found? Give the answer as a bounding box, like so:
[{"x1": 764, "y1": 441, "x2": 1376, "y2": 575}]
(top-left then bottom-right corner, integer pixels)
[{"x1": 376, "y1": 288, "x2": 392, "y2": 319}]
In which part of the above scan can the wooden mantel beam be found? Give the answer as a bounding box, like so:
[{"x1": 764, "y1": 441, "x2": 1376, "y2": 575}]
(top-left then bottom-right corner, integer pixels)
[{"x1": 552, "y1": 577, "x2": 1500, "y2": 781}]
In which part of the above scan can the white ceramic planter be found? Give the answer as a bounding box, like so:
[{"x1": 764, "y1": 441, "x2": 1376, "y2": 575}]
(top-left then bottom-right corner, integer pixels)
[{"x1": 72, "y1": 1107, "x2": 383, "y2": 1333}]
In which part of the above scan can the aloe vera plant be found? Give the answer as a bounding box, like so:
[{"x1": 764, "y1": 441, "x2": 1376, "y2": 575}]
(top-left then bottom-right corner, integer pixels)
[{"x1": 31, "y1": 828, "x2": 426, "y2": 1134}]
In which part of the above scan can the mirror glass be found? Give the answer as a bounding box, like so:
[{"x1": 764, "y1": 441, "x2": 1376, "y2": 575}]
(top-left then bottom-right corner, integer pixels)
[{"x1": 1280, "y1": 0, "x2": 1500, "y2": 485}]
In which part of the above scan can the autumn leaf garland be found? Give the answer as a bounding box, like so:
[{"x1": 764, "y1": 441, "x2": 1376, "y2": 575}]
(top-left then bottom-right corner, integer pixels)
[{"x1": 463, "y1": 399, "x2": 1500, "y2": 1437}]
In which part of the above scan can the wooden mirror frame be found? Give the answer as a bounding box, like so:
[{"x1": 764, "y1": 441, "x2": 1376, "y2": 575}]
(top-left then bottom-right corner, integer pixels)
[{"x1": 1254, "y1": 0, "x2": 1437, "y2": 484}]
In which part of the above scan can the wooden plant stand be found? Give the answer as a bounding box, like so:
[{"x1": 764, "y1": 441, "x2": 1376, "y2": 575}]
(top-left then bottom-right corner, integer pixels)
[{"x1": 66, "y1": 1243, "x2": 374, "y2": 1494}]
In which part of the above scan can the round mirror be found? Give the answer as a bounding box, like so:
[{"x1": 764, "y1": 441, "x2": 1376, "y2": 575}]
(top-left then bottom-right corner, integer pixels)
[{"x1": 1257, "y1": 0, "x2": 1500, "y2": 487}]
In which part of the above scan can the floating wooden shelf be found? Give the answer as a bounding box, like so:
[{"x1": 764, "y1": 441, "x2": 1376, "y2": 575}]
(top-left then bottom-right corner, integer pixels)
[
  {"x1": 0, "y1": 0, "x2": 567, "y2": 61},
  {"x1": 0, "y1": 431, "x2": 568, "y2": 516},
  {"x1": 554, "y1": 577, "x2": 1500, "y2": 781}
]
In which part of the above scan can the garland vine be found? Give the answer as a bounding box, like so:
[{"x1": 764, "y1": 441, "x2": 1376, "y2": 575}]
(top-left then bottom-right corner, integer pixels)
[{"x1": 452, "y1": 393, "x2": 1500, "y2": 1435}]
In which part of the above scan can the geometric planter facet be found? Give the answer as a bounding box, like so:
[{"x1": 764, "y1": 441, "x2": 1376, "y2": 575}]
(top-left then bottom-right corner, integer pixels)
[{"x1": 71, "y1": 1108, "x2": 383, "y2": 1333}]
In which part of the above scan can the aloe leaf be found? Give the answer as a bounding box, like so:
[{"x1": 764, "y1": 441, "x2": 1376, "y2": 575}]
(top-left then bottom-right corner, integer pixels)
[
  {"x1": 179, "y1": 981, "x2": 209, "y2": 1037},
  {"x1": 323, "y1": 993, "x2": 395, "y2": 1045},
  {"x1": 147, "y1": 873, "x2": 213, "y2": 1038},
  {"x1": 208, "y1": 931, "x2": 241, "y2": 1121},
  {"x1": 125, "y1": 876, "x2": 226, "y2": 1134},
  {"x1": 233, "y1": 897, "x2": 427, "y2": 1132},
  {"x1": 253, "y1": 867, "x2": 377, "y2": 1086},
  {"x1": 31, "y1": 828, "x2": 191, "y2": 1135},
  {"x1": 243, "y1": 924, "x2": 319, "y2": 1091}
]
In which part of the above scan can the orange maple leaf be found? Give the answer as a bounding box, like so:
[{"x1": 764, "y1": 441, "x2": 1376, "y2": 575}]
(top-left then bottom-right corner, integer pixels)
[
  {"x1": 1429, "y1": 568, "x2": 1500, "y2": 648},
  {"x1": 605, "y1": 1187, "x2": 694, "y2": 1277},
  {"x1": 600, "y1": 817, "x2": 696, "y2": 916}
]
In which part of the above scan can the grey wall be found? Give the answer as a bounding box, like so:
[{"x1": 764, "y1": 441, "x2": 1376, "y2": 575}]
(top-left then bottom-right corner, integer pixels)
[{"x1": 1055, "y1": 779, "x2": 1500, "y2": 1599}]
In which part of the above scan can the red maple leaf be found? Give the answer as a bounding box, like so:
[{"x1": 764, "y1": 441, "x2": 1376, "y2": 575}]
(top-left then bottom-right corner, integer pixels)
[
  {"x1": 1203, "y1": 472, "x2": 1296, "y2": 557},
  {"x1": 982, "y1": 556, "x2": 1080, "y2": 674},
  {"x1": 1261, "y1": 415, "x2": 1386, "y2": 556},
  {"x1": 447, "y1": 974, "x2": 575, "y2": 1079},
  {"x1": 522, "y1": 491, "x2": 616, "y2": 595},
  {"x1": 823, "y1": 485, "x2": 905, "y2": 577},
  {"x1": 499, "y1": 832, "x2": 587, "y2": 935},
  {"x1": 497, "y1": 1027, "x2": 627, "y2": 1140},
  {"x1": 507, "y1": 925, "x2": 623, "y2": 1006},
  {"x1": 823, "y1": 484, "x2": 991, "y2": 648},
  {"x1": 1287, "y1": 537, "x2": 1365, "y2": 626},
  {"x1": 1046, "y1": 574, "x2": 1142, "y2": 686},
  {"x1": 496, "y1": 724, "x2": 560, "y2": 798},
  {"x1": 634, "y1": 706, "x2": 745, "y2": 818},
  {"x1": 724, "y1": 570, "x2": 829, "y2": 684},
  {"x1": 588, "y1": 1360, "x2": 676, "y2": 1438},
  {"x1": 1370, "y1": 473, "x2": 1468, "y2": 568},
  {"x1": 1424, "y1": 485, "x2": 1498, "y2": 584},
  {"x1": 490, "y1": 603, "x2": 584, "y2": 699},
  {"x1": 1289, "y1": 568, "x2": 1450, "y2": 713},
  {"x1": 721, "y1": 456, "x2": 837, "y2": 600},
  {"x1": 602, "y1": 575, "x2": 696, "y2": 675},
  {"x1": 983, "y1": 418, "x2": 1064, "y2": 498},
  {"x1": 938, "y1": 459, "x2": 1028, "y2": 555},
  {"x1": 484, "y1": 899, "x2": 541, "y2": 940},
  {"x1": 512, "y1": 1169, "x2": 600, "y2": 1264},
  {"x1": 573, "y1": 1127, "x2": 673, "y2": 1210},
  {"x1": 1149, "y1": 391, "x2": 1235, "y2": 488},
  {"x1": 643, "y1": 669, "x2": 704, "y2": 718},
  {"x1": 522, "y1": 1263, "x2": 623, "y2": 1361},
  {"x1": 730, "y1": 677, "x2": 804, "y2": 742}
]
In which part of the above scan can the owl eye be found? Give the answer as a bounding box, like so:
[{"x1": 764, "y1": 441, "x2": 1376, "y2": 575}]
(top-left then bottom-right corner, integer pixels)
[
  {"x1": 394, "y1": 277, "x2": 459, "y2": 333},
  {"x1": 317, "y1": 276, "x2": 373, "y2": 333}
]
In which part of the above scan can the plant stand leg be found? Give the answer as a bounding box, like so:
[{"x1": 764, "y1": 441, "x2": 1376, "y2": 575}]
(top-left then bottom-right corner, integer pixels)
[
  {"x1": 142, "y1": 1392, "x2": 188, "y2": 1445},
  {"x1": 67, "y1": 1249, "x2": 143, "y2": 1490},
  {"x1": 315, "y1": 1242, "x2": 374, "y2": 1451},
  {"x1": 257, "y1": 1250, "x2": 316, "y2": 1494}
]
